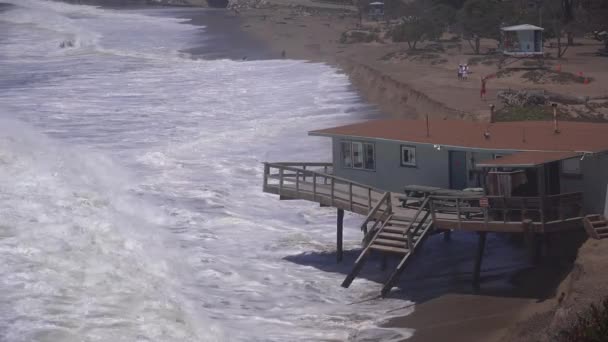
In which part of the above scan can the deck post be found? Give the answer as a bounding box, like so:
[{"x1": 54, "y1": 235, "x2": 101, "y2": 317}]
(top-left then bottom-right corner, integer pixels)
[
  {"x1": 295, "y1": 170, "x2": 300, "y2": 196},
  {"x1": 312, "y1": 173, "x2": 317, "y2": 201},
  {"x1": 279, "y1": 168, "x2": 284, "y2": 195},
  {"x1": 534, "y1": 233, "x2": 543, "y2": 264},
  {"x1": 349, "y1": 183, "x2": 353, "y2": 212},
  {"x1": 263, "y1": 163, "x2": 269, "y2": 190},
  {"x1": 337, "y1": 208, "x2": 344, "y2": 263},
  {"x1": 538, "y1": 165, "x2": 547, "y2": 229},
  {"x1": 331, "y1": 179, "x2": 335, "y2": 206},
  {"x1": 473, "y1": 231, "x2": 487, "y2": 291}
]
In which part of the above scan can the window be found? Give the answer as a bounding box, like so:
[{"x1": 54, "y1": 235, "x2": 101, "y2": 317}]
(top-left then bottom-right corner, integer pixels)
[
  {"x1": 340, "y1": 140, "x2": 375, "y2": 171},
  {"x1": 561, "y1": 157, "x2": 582, "y2": 176},
  {"x1": 352, "y1": 142, "x2": 363, "y2": 168},
  {"x1": 400, "y1": 145, "x2": 416, "y2": 167},
  {"x1": 364, "y1": 143, "x2": 375, "y2": 170},
  {"x1": 341, "y1": 141, "x2": 352, "y2": 168}
]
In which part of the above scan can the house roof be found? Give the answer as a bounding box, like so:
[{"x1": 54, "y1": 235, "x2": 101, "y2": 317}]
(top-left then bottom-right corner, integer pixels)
[
  {"x1": 308, "y1": 119, "x2": 608, "y2": 153},
  {"x1": 475, "y1": 151, "x2": 582, "y2": 168},
  {"x1": 501, "y1": 24, "x2": 544, "y2": 31}
]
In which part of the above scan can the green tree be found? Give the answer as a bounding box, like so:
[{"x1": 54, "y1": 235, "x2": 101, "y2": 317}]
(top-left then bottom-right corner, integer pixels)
[
  {"x1": 542, "y1": 0, "x2": 576, "y2": 58},
  {"x1": 458, "y1": 0, "x2": 513, "y2": 54},
  {"x1": 391, "y1": 0, "x2": 454, "y2": 49}
]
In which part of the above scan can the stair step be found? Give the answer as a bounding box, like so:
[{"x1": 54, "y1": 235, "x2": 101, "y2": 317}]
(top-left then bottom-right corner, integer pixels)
[
  {"x1": 587, "y1": 214, "x2": 604, "y2": 221},
  {"x1": 592, "y1": 220, "x2": 607, "y2": 227},
  {"x1": 383, "y1": 226, "x2": 421, "y2": 235},
  {"x1": 374, "y1": 238, "x2": 409, "y2": 248},
  {"x1": 387, "y1": 221, "x2": 414, "y2": 228},
  {"x1": 370, "y1": 244, "x2": 410, "y2": 255},
  {"x1": 595, "y1": 226, "x2": 608, "y2": 233},
  {"x1": 389, "y1": 216, "x2": 413, "y2": 223},
  {"x1": 378, "y1": 232, "x2": 412, "y2": 241},
  {"x1": 598, "y1": 232, "x2": 608, "y2": 239}
]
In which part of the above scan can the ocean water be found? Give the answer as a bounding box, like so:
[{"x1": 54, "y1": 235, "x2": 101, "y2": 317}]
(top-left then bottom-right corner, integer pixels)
[{"x1": 0, "y1": 1, "x2": 413, "y2": 341}]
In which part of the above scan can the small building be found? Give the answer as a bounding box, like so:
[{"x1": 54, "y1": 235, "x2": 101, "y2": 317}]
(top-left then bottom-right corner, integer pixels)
[
  {"x1": 310, "y1": 119, "x2": 608, "y2": 214},
  {"x1": 368, "y1": 2, "x2": 384, "y2": 20},
  {"x1": 501, "y1": 24, "x2": 544, "y2": 56}
]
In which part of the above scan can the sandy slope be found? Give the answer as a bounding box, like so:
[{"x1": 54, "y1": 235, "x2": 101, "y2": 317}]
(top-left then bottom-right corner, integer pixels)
[{"x1": 234, "y1": 2, "x2": 608, "y2": 121}]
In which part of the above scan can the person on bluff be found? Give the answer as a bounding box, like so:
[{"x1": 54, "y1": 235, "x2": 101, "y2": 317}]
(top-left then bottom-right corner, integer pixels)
[{"x1": 480, "y1": 74, "x2": 496, "y2": 100}]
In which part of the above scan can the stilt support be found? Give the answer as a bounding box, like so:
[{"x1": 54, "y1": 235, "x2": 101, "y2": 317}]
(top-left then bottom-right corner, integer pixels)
[
  {"x1": 534, "y1": 234, "x2": 543, "y2": 265},
  {"x1": 380, "y1": 255, "x2": 388, "y2": 271},
  {"x1": 337, "y1": 209, "x2": 344, "y2": 263},
  {"x1": 443, "y1": 230, "x2": 451, "y2": 241},
  {"x1": 473, "y1": 232, "x2": 487, "y2": 291}
]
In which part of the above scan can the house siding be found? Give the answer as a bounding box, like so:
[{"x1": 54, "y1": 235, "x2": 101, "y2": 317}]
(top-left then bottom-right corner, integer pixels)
[
  {"x1": 329, "y1": 137, "x2": 607, "y2": 214},
  {"x1": 332, "y1": 137, "x2": 496, "y2": 192},
  {"x1": 580, "y1": 153, "x2": 608, "y2": 214}
]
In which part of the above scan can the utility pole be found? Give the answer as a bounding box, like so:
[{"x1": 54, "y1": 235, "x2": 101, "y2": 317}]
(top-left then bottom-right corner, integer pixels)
[{"x1": 536, "y1": 0, "x2": 543, "y2": 27}]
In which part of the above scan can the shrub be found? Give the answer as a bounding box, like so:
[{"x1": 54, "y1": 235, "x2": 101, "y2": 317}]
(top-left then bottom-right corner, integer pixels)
[{"x1": 559, "y1": 297, "x2": 608, "y2": 342}]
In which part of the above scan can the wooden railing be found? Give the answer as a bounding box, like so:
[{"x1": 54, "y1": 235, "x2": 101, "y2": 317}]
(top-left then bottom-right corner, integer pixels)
[
  {"x1": 263, "y1": 162, "x2": 388, "y2": 216},
  {"x1": 360, "y1": 192, "x2": 392, "y2": 235},
  {"x1": 429, "y1": 192, "x2": 584, "y2": 225}
]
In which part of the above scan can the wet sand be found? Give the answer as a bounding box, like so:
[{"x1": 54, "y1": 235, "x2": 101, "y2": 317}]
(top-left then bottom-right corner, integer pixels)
[{"x1": 170, "y1": 8, "x2": 274, "y2": 60}]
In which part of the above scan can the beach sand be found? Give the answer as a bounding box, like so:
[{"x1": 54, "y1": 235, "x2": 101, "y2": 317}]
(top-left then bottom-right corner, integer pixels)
[{"x1": 235, "y1": 4, "x2": 608, "y2": 121}]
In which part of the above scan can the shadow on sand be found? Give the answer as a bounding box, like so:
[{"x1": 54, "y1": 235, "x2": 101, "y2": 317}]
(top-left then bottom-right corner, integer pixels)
[{"x1": 284, "y1": 230, "x2": 586, "y2": 304}]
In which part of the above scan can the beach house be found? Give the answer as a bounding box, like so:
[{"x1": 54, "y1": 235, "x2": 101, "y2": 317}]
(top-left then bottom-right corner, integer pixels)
[
  {"x1": 309, "y1": 119, "x2": 608, "y2": 214},
  {"x1": 262, "y1": 118, "x2": 608, "y2": 295}
]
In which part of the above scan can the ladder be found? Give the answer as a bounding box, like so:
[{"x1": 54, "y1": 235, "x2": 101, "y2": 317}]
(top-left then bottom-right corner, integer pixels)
[
  {"x1": 342, "y1": 196, "x2": 434, "y2": 296},
  {"x1": 583, "y1": 214, "x2": 608, "y2": 239}
]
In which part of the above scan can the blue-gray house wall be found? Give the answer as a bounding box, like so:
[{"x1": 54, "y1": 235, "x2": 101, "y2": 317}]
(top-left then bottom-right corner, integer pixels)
[
  {"x1": 329, "y1": 137, "x2": 608, "y2": 214},
  {"x1": 330, "y1": 137, "x2": 495, "y2": 192},
  {"x1": 559, "y1": 153, "x2": 608, "y2": 214}
]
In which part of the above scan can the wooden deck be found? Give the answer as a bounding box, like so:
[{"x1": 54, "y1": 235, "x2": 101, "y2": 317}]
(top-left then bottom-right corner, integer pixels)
[
  {"x1": 263, "y1": 162, "x2": 585, "y2": 234},
  {"x1": 262, "y1": 162, "x2": 588, "y2": 295}
]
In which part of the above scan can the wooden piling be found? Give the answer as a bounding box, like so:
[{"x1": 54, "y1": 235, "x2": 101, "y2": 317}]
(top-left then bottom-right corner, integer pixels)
[
  {"x1": 337, "y1": 208, "x2": 344, "y2": 263},
  {"x1": 473, "y1": 231, "x2": 487, "y2": 291}
]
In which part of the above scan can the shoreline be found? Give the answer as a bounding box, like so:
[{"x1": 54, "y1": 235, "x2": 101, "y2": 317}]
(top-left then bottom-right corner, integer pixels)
[{"x1": 235, "y1": 4, "x2": 608, "y2": 121}]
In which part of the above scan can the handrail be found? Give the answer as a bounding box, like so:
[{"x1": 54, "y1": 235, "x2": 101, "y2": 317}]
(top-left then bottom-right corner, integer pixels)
[
  {"x1": 403, "y1": 197, "x2": 430, "y2": 236},
  {"x1": 429, "y1": 191, "x2": 584, "y2": 224},
  {"x1": 263, "y1": 162, "x2": 387, "y2": 217},
  {"x1": 265, "y1": 162, "x2": 376, "y2": 191},
  {"x1": 360, "y1": 192, "x2": 392, "y2": 232},
  {"x1": 271, "y1": 162, "x2": 332, "y2": 167}
]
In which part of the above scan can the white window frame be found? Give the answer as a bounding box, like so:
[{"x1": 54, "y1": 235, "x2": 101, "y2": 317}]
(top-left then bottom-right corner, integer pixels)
[
  {"x1": 352, "y1": 142, "x2": 364, "y2": 169},
  {"x1": 341, "y1": 141, "x2": 352, "y2": 168},
  {"x1": 340, "y1": 140, "x2": 375, "y2": 171},
  {"x1": 363, "y1": 142, "x2": 375, "y2": 170},
  {"x1": 400, "y1": 145, "x2": 417, "y2": 167}
]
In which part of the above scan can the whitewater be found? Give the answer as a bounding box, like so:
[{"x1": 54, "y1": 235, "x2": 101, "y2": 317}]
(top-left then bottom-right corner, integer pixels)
[{"x1": 0, "y1": 1, "x2": 414, "y2": 341}]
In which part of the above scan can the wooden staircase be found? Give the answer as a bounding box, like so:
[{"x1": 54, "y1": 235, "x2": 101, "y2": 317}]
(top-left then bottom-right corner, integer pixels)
[
  {"x1": 583, "y1": 214, "x2": 608, "y2": 239},
  {"x1": 342, "y1": 197, "x2": 434, "y2": 296}
]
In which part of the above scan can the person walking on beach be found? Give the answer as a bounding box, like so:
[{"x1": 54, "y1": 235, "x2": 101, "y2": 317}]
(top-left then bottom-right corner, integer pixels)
[
  {"x1": 457, "y1": 64, "x2": 463, "y2": 80},
  {"x1": 480, "y1": 74, "x2": 495, "y2": 100},
  {"x1": 463, "y1": 64, "x2": 469, "y2": 80}
]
